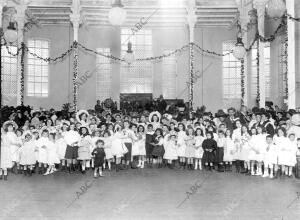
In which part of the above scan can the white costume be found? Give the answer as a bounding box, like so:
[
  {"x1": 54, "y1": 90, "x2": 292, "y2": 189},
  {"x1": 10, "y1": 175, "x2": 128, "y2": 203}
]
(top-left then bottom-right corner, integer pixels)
[
  {"x1": 177, "y1": 131, "x2": 187, "y2": 157},
  {"x1": 194, "y1": 136, "x2": 205, "y2": 159},
  {"x1": 20, "y1": 140, "x2": 37, "y2": 165},
  {"x1": 275, "y1": 136, "x2": 294, "y2": 166},
  {"x1": 35, "y1": 137, "x2": 50, "y2": 164},
  {"x1": 224, "y1": 136, "x2": 235, "y2": 162},
  {"x1": 56, "y1": 137, "x2": 67, "y2": 160},
  {"x1": 163, "y1": 135, "x2": 178, "y2": 160},
  {"x1": 132, "y1": 133, "x2": 146, "y2": 156}
]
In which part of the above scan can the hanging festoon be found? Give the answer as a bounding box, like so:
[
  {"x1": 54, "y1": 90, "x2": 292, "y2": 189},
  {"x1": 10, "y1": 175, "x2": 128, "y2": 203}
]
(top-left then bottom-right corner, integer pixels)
[
  {"x1": 256, "y1": 40, "x2": 260, "y2": 106},
  {"x1": 240, "y1": 58, "x2": 245, "y2": 106},
  {"x1": 189, "y1": 41, "x2": 195, "y2": 115},
  {"x1": 284, "y1": 32, "x2": 288, "y2": 106},
  {"x1": 20, "y1": 42, "x2": 25, "y2": 105},
  {"x1": 73, "y1": 41, "x2": 79, "y2": 111}
]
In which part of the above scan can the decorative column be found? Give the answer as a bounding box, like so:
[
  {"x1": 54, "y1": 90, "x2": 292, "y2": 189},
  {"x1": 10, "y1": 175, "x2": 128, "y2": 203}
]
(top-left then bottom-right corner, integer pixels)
[
  {"x1": 254, "y1": 0, "x2": 268, "y2": 108},
  {"x1": 236, "y1": 0, "x2": 252, "y2": 107},
  {"x1": 70, "y1": 0, "x2": 81, "y2": 111},
  {"x1": 186, "y1": 0, "x2": 197, "y2": 117},
  {"x1": 286, "y1": 0, "x2": 296, "y2": 109},
  {"x1": 15, "y1": 2, "x2": 27, "y2": 106}
]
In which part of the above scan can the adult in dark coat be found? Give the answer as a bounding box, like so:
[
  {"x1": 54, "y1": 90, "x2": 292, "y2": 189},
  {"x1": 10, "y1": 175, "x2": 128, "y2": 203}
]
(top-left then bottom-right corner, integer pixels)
[{"x1": 224, "y1": 107, "x2": 238, "y2": 133}]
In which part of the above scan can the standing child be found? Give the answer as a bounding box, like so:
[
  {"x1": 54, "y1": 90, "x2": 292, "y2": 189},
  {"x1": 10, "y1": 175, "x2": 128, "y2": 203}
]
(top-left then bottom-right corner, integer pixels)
[
  {"x1": 216, "y1": 130, "x2": 226, "y2": 172},
  {"x1": 177, "y1": 123, "x2": 187, "y2": 169},
  {"x1": 163, "y1": 134, "x2": 178, "y2": 169},
  {"x1": 152, "y1": 128, "x2": 165, "y2": 168},
  {"x1": 56, "y1": 132, "x2": 67, "y2": 171},
  {"x1": 224, "y1": 129, "x2": 235, "y2": 171},
  {"x1": 78, "y1": 126, "x2": 92, "y2": 174},
  {"x1": 262, "y1": 135, "x2": 278, "y2": 179},
  {"x1": 92, "y1": 139, "x2": 106, "y2": 178},
  {"x1": 102, "y1": 131, "x2": 113, "y2": 170},
  {"x1": 145, "y1": 124, "x2": 155, "y2": 168},
  {"x1": 295, "y1": 138, "x2": 300, "y2": 179},
  {"x1": 19, "y1": 131, "x2": 36, "y2": 176},
  {"x1": 185, "y1": 127, "x2": 196, "y2": 170},
  {"x1": 1, "y1": 122, "x2": 20, "y2": 180},
  {"x1": 36, "y1": 129, "x2": 50, "y2": 174},
  {"x1": 44, "y1": 132, "x2": 60, "y2": 175},
  {"x1": 194, "y1": 128, "x2": 205, "y2": 170},
  {"x1": 276, "y1": 128, "x2": 292, "y2": 177},
  {"x1": 202, "y1": 131, "x2": 217, "y2": 171}
]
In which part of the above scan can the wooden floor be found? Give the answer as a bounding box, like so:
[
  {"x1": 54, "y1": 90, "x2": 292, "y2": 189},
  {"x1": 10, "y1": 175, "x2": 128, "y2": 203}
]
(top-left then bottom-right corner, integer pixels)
[{"x1": 0, "y1": 167, "x2": 300, "y2": 220}]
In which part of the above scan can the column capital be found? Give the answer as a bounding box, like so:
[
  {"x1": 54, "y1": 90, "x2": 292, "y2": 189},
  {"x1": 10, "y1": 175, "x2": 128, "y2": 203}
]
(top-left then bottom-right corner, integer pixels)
[
  {"x1": 70, "y1": 0, "x2": 82, "y2": 26},
  {"x1": 253, "y1": 0, "x2": 268, "y2": 16},
  {"x1": 70, "y1": 13, "x2": 82, "y2": 27},
  {"x1": 186, "y1": 0, "x2": 196, "y2": 28},
  {"x1": 186, "y1": 12, "x2": 197, "y2": 29}
]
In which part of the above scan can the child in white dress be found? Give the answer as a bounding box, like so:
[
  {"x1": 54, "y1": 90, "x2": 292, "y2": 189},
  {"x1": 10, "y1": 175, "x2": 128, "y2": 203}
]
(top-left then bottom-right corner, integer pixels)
[
  {"x1": 77, "y1": 127, "x2": 93, "y2": 174},
  {"x1": 276, "y1": 128, "x2": 292, "y2": 177},
  {"x1": 19, "y1": 131, "x2": 36, "y2": 176},
  {"x1": 56, "y1": 132, "x2": 67, "y2": 171},
  {"x1": 177, "y1": 123, "x2": 187, "y2": 169},
  {"x1": 262, "y1": 135, "x2": 278, "y2": 179},
  {"x1": 194, "y1": 128, "x2": 205, "y2": 170},
  {"x1": 36, "y1": 129, "x2": 50, "y2": 174},
  {"x1": 102, "y1": 131, "x2": 113, "y2": 170},
  {"x1": 163, "y1": 134, "x2": 178, "y2": 168},
  {"x1": 44, "y1": 132, "x2": 60, "y2": 175},
  {"x1": 248, "y1": 126, "x2": 266, "y2": 176},
  {"x1": 132, "y1": 125, "x2": 146, "y2": 168},
  {"x1": 224, "y1": 129, "x2": 235, "y2": 171},
  {"x1": 111, "y1": 125, "x2": 127, "y2": 172}
]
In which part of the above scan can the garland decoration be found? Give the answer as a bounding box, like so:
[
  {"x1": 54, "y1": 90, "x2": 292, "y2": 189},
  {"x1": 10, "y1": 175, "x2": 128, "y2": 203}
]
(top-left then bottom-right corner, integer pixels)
[
  {"x1": 73, "y1": 41, "x2": 79, "y2": 112},
  {"x1": 240, "y1": 58, "x2": 245, "y2": 106},
  {"x1": 256, "y1": 39, "x2": 260, "y2": 107},
  {"x1": 24, "y1": 42, "x2": 76, "y2": 63},
  {"x1": 284, "y1": 31, "x2": 288, "y2": 105},
  {"x1": 20, "y1": 42, "x2": 25, "y2": 105},
  {"x1": 189, "y1": 42, "x2": 195, "y2": 114},
  {"x1": 192, "y1": 42, "x2": 231, "y2": 57}
]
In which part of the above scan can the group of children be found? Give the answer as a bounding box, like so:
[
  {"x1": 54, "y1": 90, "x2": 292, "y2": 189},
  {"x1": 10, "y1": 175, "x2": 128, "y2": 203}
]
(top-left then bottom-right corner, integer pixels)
[{"x1": 1, "y1": 109, "x2": 300, "y2": 181}]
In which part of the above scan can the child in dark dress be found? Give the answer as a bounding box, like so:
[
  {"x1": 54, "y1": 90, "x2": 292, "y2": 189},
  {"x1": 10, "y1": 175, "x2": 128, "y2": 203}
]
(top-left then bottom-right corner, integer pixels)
[
  {"x1": 92, "y1": 139, "x2": 106, "y2": 178},
  {"x1": 202, "y1": 131, "x2": 217, "y2": 171},
  {"x1": 145, "y1": 124, "x2": 155, "y2": 167}
]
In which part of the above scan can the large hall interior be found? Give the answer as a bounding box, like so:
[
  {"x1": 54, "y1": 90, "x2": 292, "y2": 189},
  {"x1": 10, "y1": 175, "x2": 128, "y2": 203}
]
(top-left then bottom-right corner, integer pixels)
[{"x1": 0, "y1": 0, "x2": 300, "y2": 220}]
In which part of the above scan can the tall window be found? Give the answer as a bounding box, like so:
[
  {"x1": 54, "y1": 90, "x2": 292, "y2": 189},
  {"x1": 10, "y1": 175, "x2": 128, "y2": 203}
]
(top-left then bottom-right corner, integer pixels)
[
  {"x1": 1, "y1": 46, "x2": 18, "y2": 103},
  {"x1": 251, "y1": 42, "x2": 271, "y2": 98},
  {"x1": 27, "y1": 39, "x2": 49, "y2": 97},
  {"x1": 96, "y1": 48, "x2": 112, "y2": 101},
  {"x1": 222, "y1": 41, "x2": 241, "y2": 99},
  {"x1": 162, "y1": 51, "x2": 177, "y2": 99},
  {"x1": 120, "y1": 29, "x2": 153, "y2": 93}
]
